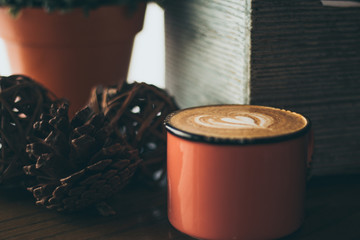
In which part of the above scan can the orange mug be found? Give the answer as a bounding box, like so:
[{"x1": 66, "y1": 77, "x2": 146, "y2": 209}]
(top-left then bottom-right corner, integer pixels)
[{"x1": 165, "y1": 105, "x2": 313, "y2": 240}]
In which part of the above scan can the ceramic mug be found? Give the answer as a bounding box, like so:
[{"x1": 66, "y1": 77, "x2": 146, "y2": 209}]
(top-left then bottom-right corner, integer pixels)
[{"x1": 165, "y1": 105, "x2": 313, "y2": 240}]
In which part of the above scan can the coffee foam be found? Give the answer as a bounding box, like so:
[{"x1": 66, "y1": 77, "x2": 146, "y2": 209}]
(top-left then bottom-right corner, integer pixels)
[{"x1": 168, "y1": 105, "x2": 308, "y2": 140}]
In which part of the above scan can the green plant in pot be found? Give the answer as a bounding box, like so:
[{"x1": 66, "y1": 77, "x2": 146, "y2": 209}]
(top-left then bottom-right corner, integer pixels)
[{"x1": 0, "y1": 0, "x2": 158, "y2": 115}]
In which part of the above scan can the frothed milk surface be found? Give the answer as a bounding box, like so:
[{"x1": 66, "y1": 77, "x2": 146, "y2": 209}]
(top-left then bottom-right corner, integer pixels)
[{"x1": 167, "y1": 105, "x2": 308, "y2": 140}]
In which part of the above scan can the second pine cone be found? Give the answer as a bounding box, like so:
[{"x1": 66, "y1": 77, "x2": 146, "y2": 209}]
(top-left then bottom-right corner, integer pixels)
[{"x1": 24, "y1": 101, "x2": 141, "y2": 212}]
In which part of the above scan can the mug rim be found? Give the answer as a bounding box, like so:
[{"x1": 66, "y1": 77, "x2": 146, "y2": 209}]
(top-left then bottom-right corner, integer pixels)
[{"x1": 164, "y1": 104, "x2": 312, "y2": 145}]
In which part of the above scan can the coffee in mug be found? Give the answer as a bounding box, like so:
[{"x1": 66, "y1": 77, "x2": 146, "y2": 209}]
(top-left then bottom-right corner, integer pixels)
[{"x1": 165, "y1": 105, "x2": 313, "y2": 240}]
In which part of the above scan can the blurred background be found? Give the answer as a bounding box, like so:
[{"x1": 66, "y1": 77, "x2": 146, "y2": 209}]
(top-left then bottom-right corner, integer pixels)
[{"x1": 0, "y1": 2, "x2": 165, "y2": 88}]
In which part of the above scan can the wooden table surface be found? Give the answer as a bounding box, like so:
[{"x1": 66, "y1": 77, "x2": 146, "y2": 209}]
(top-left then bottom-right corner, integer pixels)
[{"x1": 1, "y1": 175, "x2": 360, "y2": 240}]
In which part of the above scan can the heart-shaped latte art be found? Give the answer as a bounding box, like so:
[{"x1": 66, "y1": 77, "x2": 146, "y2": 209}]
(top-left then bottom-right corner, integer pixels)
[{"x1": 194, "y1": 112, "x2": 274, "y2": 129}]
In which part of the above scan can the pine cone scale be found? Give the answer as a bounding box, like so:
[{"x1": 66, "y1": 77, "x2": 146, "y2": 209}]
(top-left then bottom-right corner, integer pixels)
[
  {"x1": 86, "y1": 159, "x2": 112, "y2": 171},
  {"x1": 60, "y1": 169, "x2": 85, "y2": 185}
]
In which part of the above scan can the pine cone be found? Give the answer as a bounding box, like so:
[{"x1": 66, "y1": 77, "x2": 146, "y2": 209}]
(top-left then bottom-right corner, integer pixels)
[
  {"x1": 24, "y1": 102, "x2": 141, "y2": 212},
  {"x1": 88, "y1": 82, "x2": 178, "y2": 185},
  {"x1": 0, "y1": 75, "x2": 56, "y2": 184}
]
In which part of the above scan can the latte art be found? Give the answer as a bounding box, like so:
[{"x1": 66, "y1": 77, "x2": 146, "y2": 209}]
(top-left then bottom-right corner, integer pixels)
[
  {"x1": 193, "y1": 113, "x2": 274, "y2": 129},
  {"x1": 166, "y1": 105, "x2": 308, "y2": 140}
]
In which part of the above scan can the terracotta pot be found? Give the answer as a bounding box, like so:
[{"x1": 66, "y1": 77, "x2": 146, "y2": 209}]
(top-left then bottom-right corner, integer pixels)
[{"x1": 0, "y1": 4, "x2": 146, "y2": 115}]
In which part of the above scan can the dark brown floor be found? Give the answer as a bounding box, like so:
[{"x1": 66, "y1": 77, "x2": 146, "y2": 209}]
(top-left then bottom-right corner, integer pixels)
[{"x1": 1, "y1": 175, "x2": 359, "y2": 240}]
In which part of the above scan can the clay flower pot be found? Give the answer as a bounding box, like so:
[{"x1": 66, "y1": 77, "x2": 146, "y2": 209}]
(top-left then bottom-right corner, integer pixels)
[{"x1": 0, "y1": 4, "x2": 146, "y2": 115}]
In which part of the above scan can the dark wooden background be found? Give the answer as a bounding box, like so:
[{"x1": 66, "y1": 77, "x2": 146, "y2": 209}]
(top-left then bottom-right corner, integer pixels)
[
  {"x1": 250, "y1": 0, "x2": 360, "y2": 177},
  {"x1": 1, "y1": 175, "x2": 360, "y2": 239}
]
